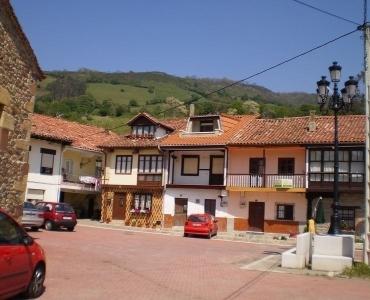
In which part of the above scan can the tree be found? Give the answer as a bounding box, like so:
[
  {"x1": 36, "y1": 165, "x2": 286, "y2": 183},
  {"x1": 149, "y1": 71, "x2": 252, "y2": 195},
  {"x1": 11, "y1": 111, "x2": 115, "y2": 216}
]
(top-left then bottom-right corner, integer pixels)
[
  {"x1": 129, "y1": 99, "x2": 138, "y2": 107},
  {"x1": 164, "y1": 96, "x2": 188, "y2": 117},
  {"x1": 46, "y1": 76, "x2": 86, "y2": 100},
  {"x1": 243, "y1": 100, "x2": 260, "y2": 114}
]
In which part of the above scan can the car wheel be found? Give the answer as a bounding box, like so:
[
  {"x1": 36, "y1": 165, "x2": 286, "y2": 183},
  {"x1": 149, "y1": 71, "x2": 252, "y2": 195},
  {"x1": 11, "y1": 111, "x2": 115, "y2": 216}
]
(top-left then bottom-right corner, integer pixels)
[
  {"x1": 207, "y1": 231, "x2": 212, "y2": 239},
  {"x1": 44, "y1": 220, "x2": 54, "y2": 231},
  {"x1": 31, "y1": 226, "x2": 39, "y2": 232},
  {"x1": 24, "y1": 264, "x2": 45, "y2": 298},
  {"x1": 67, "y1": 226, "x2": 75, "y2": 232}
]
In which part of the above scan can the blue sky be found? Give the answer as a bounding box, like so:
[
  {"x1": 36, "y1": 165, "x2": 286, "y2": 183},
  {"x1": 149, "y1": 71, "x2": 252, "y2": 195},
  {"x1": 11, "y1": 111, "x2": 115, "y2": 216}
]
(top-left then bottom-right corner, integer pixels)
[{"x1": 12, "y1": 0, "x2": 367, "y2": 93}]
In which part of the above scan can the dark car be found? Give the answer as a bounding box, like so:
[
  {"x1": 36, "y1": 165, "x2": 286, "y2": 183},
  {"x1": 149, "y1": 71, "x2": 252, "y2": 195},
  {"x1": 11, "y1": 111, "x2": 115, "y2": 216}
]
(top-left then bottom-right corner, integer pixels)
[
  {"x1": 0, "y1": 209, "x2": 46, "y2": 299},
  {"x1": 184, "y1": 214, "x2": 218, "y2": 239},
  {"x1": 35, "y1": 202, "x2": 77, "y2": 231}
]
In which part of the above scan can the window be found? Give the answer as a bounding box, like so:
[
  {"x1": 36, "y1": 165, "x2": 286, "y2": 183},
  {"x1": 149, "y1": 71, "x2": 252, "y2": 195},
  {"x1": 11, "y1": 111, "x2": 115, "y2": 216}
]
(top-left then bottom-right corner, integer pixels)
[
  {"x1": 250, "y1": 158, "x2": 265, "y2": 174},
  {"x1": 278, "y1": 158, "x2": 295, "y2": 175},
  {"x1": 95, "y1": 159, "x2": 102, "y2": 177},
  {"x1": 133, "y1": 193, "x2": 152, "y2": 211},
  {"x1": 181, "y1": 155, "x2": 199, "y2": 176},
  {"x1": 309, "y1": 149, "x2": 364, "y2": 183},
  {"x1": 276, "y1": 204, "x2": 294, "y2": 220},
  {"x1": 0, "y1": 212, "x2": 23, "y2": 245},
  {"x1": 339, "y1": 207, "x2": 355, "y2": 230},
  {"x1": 132, "y1": 125, "x2": 156, "y2": 137},
  {"x1": 200, "y1": 120, "x2": 214, "y2": 132},
  {"x1": 138, "y1": 155, "x2": 162, "y2": 173},
  {"x1": 40, "y1": 148, "x2": 56, "y2": 175},
  {"x1": 115, "y1": 155, "x2": 132, "y2": 174}
]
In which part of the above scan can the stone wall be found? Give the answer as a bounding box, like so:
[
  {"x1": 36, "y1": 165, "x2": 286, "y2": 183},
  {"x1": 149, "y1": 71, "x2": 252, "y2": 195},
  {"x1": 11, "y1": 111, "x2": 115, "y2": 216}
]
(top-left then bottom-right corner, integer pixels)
[{"x1": 0, "y1": 7, "x2": 38, "y2": 219}]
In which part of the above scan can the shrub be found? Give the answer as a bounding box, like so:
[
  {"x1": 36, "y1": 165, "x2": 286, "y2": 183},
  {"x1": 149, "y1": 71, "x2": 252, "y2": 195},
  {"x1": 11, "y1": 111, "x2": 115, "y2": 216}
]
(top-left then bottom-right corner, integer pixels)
[{"x1": 342, "y1": 263, "x2": 370, "y2": 278}]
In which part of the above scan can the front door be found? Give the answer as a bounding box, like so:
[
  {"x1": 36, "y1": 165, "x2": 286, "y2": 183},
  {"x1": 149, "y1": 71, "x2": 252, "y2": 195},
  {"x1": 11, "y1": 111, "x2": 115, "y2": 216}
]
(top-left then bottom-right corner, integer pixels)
[
  {"x1": 174, "y1": 198, "x2": 188, "y2": 226},
  {"x1": 209, "y1": 156, "x2": 224, "y2": 185},
  {"x1": 112, "y1": 193, "x2": 126, "y2": 220},
  {"x1": 248, "y1": 202, "x2": 265, "y2": 232},
  {"x1": 204, "y1": 199, "x2": 216, "y2": 216}
]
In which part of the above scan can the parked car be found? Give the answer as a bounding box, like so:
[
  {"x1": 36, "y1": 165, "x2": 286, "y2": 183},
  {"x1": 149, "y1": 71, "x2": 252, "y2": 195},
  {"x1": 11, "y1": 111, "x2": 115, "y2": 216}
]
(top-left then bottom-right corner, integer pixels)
[
  {"x1": 21, "y1": 202, "x2": 44, "y2": 231},
  {"x1": 35, "y1": 202, "x2": 77, "y2": 231},
  {"x1": 0, "y1": 209, "x2": 46, "y2": 299},
  {"x1": 184, "y1": 214, "x2": 218, "y2": 239}
]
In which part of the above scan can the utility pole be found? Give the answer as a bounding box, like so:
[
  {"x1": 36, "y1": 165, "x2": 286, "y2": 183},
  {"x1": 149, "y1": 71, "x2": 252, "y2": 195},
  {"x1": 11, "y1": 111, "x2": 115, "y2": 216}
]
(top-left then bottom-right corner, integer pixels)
[{"x1": 363, "y1": 0, "x2": 370, "y2": 265}]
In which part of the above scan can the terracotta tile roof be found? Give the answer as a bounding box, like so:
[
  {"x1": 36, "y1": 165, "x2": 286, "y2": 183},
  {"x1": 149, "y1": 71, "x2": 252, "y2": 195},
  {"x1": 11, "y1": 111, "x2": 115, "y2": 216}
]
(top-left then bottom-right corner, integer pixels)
[
  {"x1": 31, "y1": 114, "x2": 119, "y2": 152},
  {"x1": 100, "y1": 118, "x2": 188, "y2": 149},
  {"x1": 126, "y1": 112, "x2": 176, "y2": 131},
  {"x1": 1, "y1": 0, "x2": 44, "y2": 80},
  {"x1": 161, "y1": 115, "x2": 257, "y2": 147},
  {"x1": 229, "y1": 115, "x2": 365, "y2": 146}
]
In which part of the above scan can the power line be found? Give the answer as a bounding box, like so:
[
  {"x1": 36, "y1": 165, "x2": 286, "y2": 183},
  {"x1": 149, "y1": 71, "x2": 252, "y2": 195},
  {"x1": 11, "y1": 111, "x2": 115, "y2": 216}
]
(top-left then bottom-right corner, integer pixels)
[
  {"x1": 156, "y1": 27, "x2": 360, "y2": 116},
  {"x1": 290, "y1": 0, "x2": 361, "y2": 26},
  {"x1": 83, "y1": 27, "x2": 361, "y2": 139}
]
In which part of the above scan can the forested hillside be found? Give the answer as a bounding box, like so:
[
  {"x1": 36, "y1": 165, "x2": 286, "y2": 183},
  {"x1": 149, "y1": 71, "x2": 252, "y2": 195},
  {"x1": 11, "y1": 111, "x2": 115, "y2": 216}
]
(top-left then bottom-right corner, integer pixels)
[{"x1": 35, "y1": 69, "x2": 364, "y2": 133}]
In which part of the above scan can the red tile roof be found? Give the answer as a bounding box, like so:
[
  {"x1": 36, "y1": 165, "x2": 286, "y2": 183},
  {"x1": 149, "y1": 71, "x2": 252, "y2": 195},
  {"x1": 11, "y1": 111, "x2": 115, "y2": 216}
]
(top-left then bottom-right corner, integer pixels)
[
  {"x1": 160, "y1": 115, "x2": 257, "y2": 147},
  {"x1": 31, "y1": 114, "x2": 120, "y2": 152},
  {"x1": 100, "y1": 118, "x2": 188, "y2": 149},
  {"x1": 229, "y1": 115, "x2": 365, "y2": 146}
]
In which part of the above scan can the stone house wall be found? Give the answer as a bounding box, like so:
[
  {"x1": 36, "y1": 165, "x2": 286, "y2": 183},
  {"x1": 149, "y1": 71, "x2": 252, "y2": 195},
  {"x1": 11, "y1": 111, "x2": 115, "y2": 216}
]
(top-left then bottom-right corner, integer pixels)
[{"x1": 0, "y1": 1, "x2": 43, "y2": 219}]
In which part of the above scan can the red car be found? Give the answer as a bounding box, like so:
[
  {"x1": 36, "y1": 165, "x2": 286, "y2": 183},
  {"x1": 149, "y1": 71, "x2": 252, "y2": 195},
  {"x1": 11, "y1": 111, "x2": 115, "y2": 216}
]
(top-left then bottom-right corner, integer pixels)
[
  {"x1": 0, "y1": 209, "x2": 46, "y2": 299},
  {"x1": 184, "y1": 214, "x2": 218, "y2": 239},
  {"x1": 36, "y1": 202, "x2": 77, "y2": 231}
]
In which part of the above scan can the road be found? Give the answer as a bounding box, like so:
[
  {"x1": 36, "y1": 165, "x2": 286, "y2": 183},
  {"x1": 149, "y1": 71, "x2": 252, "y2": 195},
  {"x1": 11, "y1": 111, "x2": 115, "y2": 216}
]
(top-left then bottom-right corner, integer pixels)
[{"x1": 25, "y1": 225, "x2": 370, "y2": 300}]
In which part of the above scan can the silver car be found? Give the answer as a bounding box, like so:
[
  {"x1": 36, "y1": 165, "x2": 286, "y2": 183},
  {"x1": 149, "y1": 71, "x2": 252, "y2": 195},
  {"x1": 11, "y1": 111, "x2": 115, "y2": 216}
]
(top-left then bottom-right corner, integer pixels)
[{"x1": 21, "y1": 202, "x2": 44, "y2": 231}]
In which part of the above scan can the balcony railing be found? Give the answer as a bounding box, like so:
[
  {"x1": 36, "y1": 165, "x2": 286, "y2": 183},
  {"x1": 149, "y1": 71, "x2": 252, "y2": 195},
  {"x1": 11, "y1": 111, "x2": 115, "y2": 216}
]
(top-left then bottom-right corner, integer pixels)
[
  {"x1": 62, "y1": 174, "x2": 101, "y2": 191},
  {"x1": 137, "y1": 174, "x2": 162, "y2": 187},
  {"x1": 227, "y1": 174, "x2": 306, "y2": 189}
]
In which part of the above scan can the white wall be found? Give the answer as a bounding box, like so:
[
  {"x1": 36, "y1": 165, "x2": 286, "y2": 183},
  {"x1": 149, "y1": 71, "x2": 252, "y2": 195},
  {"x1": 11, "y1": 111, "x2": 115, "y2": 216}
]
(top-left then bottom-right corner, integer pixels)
[
  {"x1": 171, "y1": 150, "x2": 224, "y2": 185},
  {"x1": 163, "y1": 188, "x2": 306, "y2": 222},
  {"x1": 164, "y1": 188, "x2": 231, "y2": 217},
  {"x1": 26, "y1": 139, "x2": 63, "y2": 202}
]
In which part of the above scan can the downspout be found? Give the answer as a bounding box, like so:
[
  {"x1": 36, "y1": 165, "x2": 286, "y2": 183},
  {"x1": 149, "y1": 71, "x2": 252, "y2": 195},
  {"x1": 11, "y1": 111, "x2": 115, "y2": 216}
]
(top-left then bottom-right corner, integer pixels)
[
  {"x1": 57, "y1": 144, "x2": 66, "y2": 203},
  {"x1": 224, "y1": 148, "x2": 228, "y2": 187}
]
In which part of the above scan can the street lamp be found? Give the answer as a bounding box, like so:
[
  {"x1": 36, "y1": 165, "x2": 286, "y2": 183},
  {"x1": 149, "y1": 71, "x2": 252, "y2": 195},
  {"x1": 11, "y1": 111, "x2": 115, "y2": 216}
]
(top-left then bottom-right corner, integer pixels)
[{"x1": 316, "y1": 61, "x2": 358, "y2": 235}]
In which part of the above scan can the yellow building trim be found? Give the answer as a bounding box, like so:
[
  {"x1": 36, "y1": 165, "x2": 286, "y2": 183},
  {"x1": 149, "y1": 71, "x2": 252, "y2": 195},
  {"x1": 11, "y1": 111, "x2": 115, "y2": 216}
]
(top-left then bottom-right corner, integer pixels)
[{"x1": 226, "y1": 187, "x2": 306, "y2": 193}]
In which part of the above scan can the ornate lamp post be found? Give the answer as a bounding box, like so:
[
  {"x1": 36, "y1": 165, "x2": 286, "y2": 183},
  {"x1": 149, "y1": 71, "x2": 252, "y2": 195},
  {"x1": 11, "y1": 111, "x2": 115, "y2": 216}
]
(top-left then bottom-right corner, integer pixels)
[{"x1": 316, "y1": 61, "x2": 358, "y2": 234}]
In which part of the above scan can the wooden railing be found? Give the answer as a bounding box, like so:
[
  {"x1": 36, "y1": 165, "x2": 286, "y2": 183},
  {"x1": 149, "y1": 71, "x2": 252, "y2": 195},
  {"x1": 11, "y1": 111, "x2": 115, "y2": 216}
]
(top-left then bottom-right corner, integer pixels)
[
  {"x1": 137, "y1": 174, "x2": 162, "y2": 187},
  {"x1": 227, "y1": 174, "x2": 306, "y2": 188}
]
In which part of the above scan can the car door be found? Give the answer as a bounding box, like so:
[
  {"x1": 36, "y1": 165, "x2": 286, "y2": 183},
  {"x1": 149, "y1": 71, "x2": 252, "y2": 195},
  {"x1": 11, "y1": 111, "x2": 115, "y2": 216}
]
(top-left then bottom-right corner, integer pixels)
[{"x1": 0, "y1": 212, "x2": 32, "y2": 298}]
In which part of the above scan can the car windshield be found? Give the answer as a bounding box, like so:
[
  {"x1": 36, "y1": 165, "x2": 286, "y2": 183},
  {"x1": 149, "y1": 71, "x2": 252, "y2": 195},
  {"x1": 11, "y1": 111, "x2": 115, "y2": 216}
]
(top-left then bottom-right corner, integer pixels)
[
  {"x1": 24, "y1": 202, "x2": 36, "y2": 209},
  {"x1": 188, "y1": 215, "x2": 207, "y2": 223},
  {"x1": 55, "y1": 203, "x2": 74, "y2": 213}
]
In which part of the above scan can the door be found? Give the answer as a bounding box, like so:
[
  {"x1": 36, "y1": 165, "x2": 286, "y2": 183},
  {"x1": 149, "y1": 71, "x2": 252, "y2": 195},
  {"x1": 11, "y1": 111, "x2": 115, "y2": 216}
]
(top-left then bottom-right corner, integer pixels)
[
  {"x1": 0, "y1": 212, "x2": 31, "y2": 298},
  {"x1": 209, "y1": 156, "x2": 224, "y2": 185},
  {"x1": 248, "y1": 202, "x2": 265, "y2": 232},
  {"x1": 174, "y1": 198, "x2": 188, "y2": 226},
  {"x1": 112, "y1": 193, "x2": 126, "y2": 220},
  {"x1": 249, "y1": 158, "x2": 264, "y2": 187},
  {"x1": 204, "y1": 199, "x2": 216, "y2": 216}
]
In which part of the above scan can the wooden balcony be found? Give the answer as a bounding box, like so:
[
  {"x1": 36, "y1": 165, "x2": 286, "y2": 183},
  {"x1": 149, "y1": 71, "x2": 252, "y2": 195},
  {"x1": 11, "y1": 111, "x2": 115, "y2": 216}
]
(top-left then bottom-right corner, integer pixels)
[
  {"x1": 227, "y1": 174, "x2": 306, "y2": 192},
  {"x1": 137, "y1": 174, "x2": 163, "y2": 187},
  {"x1": 308, "y1": 172, "x2": 364, "y2": 193}
]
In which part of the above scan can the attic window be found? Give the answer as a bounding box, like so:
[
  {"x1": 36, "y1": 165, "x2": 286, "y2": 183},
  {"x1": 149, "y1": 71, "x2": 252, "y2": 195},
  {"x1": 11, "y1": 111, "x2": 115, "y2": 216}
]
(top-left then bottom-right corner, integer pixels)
[
  {"x1": 132, "y1": 125, "x2": 156, "y2": 137},
  {"x1": 200, "y1": 120, "x2": 214, "y2": 132}
]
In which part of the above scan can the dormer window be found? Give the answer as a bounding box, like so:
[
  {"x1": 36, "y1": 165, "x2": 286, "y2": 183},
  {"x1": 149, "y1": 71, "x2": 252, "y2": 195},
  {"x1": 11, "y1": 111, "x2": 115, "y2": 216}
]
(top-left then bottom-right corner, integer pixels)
[
  {"x1": 187, "y1": 115, "x2": 220, "y2": 133},
  {"x1": 132, "y1": 125, "x2": 156, "y2": 137},
  {"x1": 200, "y1": 120, "x2": 214, "y2": 132}
]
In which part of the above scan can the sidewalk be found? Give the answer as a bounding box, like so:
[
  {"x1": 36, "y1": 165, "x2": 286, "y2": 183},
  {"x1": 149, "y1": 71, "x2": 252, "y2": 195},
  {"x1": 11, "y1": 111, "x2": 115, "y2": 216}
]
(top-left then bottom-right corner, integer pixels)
[{"x1": 77, "y1": 219, "x2": 296, "y2": 246}]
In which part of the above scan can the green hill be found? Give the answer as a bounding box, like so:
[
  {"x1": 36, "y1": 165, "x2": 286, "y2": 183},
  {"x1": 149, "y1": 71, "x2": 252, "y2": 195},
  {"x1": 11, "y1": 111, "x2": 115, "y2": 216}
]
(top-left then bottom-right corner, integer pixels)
[{"x1": 34, "y1": 69, "x2": 363, "y2": 133}]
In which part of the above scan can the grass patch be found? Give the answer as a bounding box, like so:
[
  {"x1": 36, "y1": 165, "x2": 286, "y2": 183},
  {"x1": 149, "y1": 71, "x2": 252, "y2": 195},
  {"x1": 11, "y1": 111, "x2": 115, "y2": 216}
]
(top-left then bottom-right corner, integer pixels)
[{"x1": 342, "y1": 262, "x2": 370, "y2": 279}]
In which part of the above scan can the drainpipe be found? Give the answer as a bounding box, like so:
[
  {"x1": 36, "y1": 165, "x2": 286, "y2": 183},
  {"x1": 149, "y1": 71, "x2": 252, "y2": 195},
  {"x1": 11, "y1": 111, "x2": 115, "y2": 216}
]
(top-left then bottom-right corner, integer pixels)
[{"x1": 57, "y1": 144, "x2": 66, "y2": 203}]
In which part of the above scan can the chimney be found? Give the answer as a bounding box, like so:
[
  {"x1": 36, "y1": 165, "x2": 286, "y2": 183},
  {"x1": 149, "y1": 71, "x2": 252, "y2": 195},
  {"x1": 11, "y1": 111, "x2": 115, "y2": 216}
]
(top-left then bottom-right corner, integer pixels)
[
  {"x1": 308, "y1": 110, "x2": 316, "y2": 132},
  {"x1": 189, "y1": 104, "x2": 195, "y2": 117}
]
